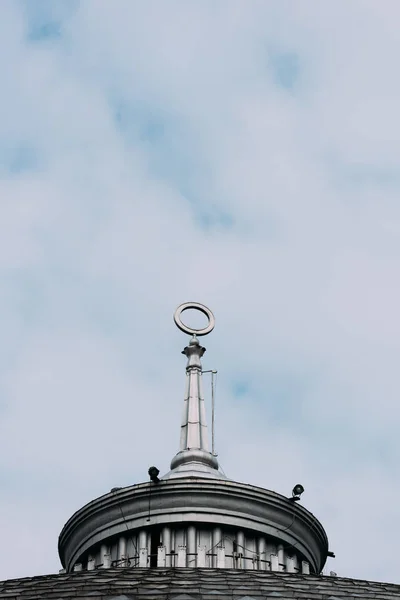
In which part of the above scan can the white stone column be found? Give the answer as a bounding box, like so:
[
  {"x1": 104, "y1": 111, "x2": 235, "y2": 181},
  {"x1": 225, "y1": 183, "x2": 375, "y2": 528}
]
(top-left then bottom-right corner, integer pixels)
[
  {"x1": 277, "y1": 544, "x2": 285, "y2": 571},
  {"x1": 212, "y1": 527, "x2": 222, "y2": 568},
  {"x1": 118, "y1": 537, "x2": 127, "y2": 567},
  {"x1": 162, "y1": 526, "x2": 172, "y2": 567},
  {"x1": 187, "y1": 526, "x2": 196, "y2": 566},
  {"x1": 236, "y1": 531, "x2": 245, "y2": 569},
  {"x1": 258, "y1": 537, "x2": 267, "y2": 570}
]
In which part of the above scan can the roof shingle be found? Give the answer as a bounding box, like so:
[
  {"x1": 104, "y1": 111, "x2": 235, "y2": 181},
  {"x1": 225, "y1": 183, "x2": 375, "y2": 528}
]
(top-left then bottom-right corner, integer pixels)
[{"x1": 0, "y1": 568, "x2": 399, "y2": 600}]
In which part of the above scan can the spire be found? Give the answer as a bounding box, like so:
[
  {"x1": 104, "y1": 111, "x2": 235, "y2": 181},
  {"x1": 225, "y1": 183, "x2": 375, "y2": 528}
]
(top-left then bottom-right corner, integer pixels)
[
  {"x1": 179, "y1": 335, "x2": 209, "y2": 452},
  {"x1": 163, "y1": 303, "x2": 223, "y2": 480}
]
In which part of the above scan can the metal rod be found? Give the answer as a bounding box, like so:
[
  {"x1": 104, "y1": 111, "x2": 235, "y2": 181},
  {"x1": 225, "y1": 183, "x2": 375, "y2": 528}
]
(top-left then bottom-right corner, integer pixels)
[
  {"x1": 211, "y1": 370, "x2": 217, "y2": 455},
  {"x1": 202, "y1": 369, "x2": 218, "y2": 455}
]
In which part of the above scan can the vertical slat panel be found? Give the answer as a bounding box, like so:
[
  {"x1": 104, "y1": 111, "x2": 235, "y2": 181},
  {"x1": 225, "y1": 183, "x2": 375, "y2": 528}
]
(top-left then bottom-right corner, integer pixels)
[
  {"x1": 292, "y1": 554, "x2": 299, "y2": 572},
  {"x1": 171, "y1": 529, "x2": 176, "y2": 566},
  {"x1": 177, "y1": 546, "x2": 186, "y2": 567},
  {"x1": 270, "y1": 554, "x2": 279, "y2": 571},
  {"x1": 103, "y1": 554, "x2": 111, "y2": 569},
  {"x1": 131, "y1": 534, "x2": 139, "y2": 567},
  {"x1": 245, "y1": 536, "x2": 256, "y2": 570},
  {"x1": 286, "y1": 557, "x2": 295, "y2": 573},
  {"x1": 157, "y1": 546, "x2": 166, "y2": 567},
  {"x1": 139, "y1": 548, "x2": 148, "y2": 567},
  {"x1": 197, "y1": 546, "x2": 206, "y2": 567},
  {"x1": 302, "y1": 560, "x2": 310, "y2": 574},
  {"x1": 100, "y1": 544, "x2": 108, "y2": 567},
  {"x1": 87, "y1": 557, "x2": 95, "y2": 571},
  {"x1": 110, "y1": 540, "x2": 118, "y2": 564},
  {"x1": 147, "y1": 531, "x2": 151, "y2": 560},
  {"x1": 216, "y1": 546, "x2": 226, "y2": 568}
]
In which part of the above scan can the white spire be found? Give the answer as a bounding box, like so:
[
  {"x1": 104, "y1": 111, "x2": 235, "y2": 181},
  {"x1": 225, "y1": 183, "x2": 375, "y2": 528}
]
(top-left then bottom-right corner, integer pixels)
[
  {"x1": 179, "y1": 335, "x2": 209, "y2": 452},
  {"x1": 162, "y1": 303, "x2": 225, "y2": 480}
]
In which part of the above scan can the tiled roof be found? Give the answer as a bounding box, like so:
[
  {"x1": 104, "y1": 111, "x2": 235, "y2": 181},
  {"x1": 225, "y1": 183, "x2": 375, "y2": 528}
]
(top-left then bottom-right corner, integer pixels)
[{"x1": 0, "y1": 568, "x2": 399, "y2": 600}]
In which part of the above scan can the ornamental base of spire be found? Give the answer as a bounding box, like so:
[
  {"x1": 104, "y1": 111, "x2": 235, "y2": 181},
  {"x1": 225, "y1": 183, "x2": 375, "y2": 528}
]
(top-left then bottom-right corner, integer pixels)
[
  {"x1": 163, "y1": 449, "x2": 223, "y2": 480},
  {"x1": 171, "y1": 448, "x2": 219, "y2": 471}
]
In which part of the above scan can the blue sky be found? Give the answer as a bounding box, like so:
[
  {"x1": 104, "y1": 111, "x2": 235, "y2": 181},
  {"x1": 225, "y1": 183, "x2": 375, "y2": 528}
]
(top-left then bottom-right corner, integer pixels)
[{"x1": 1, "y1": 0, "x2": 400, "y2": 584}]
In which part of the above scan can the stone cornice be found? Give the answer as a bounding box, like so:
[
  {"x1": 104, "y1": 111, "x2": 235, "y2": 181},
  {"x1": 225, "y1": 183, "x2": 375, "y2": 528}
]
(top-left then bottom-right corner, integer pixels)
[{"x1": 59, "y1": 477, "x2": 328, "y2": 573}]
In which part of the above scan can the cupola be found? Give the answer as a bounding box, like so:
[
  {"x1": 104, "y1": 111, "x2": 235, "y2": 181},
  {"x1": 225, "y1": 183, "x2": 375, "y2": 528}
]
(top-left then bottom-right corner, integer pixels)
[{"x1": 58, "y1": 303, "x2": 329, "y2": 574}]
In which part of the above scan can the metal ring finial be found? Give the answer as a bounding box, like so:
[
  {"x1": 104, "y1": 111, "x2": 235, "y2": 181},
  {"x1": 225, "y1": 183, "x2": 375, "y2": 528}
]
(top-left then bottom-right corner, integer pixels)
[{"x1": 174, "y1": 302, "x2": 215, "y2": 336}]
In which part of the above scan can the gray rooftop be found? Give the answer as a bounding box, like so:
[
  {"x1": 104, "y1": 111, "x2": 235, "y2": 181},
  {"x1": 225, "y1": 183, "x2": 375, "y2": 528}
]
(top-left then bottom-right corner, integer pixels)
[{"x1": 0, "y1": 568, "x2": 399, "y2": 600}]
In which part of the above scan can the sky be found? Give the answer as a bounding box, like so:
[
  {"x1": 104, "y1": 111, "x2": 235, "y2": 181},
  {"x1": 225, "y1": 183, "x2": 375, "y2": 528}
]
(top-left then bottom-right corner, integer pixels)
[{"x1": 1, "y1": 0, "x2": 400, "y2": 585}]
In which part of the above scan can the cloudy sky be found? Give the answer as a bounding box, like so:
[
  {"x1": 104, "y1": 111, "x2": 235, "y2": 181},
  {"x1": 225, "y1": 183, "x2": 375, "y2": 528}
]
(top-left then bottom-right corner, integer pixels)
[{"x1": 1, "y1": 0, "x2": 400, "y2": 585}]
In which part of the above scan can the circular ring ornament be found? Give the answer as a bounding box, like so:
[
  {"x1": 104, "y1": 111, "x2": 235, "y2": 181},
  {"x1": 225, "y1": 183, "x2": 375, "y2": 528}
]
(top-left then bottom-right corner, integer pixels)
[{"x1": 174, "y1": 302, "x2": 215, "y2": 336}]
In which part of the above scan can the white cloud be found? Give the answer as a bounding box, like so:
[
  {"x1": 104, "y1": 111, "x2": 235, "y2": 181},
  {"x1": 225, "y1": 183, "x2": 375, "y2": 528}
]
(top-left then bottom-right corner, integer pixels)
[{"x1": 0, "y1": 0, "x2": 400, "y2": 584}]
